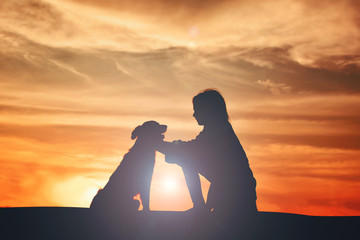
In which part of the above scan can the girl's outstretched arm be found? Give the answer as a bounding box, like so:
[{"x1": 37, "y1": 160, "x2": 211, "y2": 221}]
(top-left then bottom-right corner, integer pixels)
[{"x1": 157, "y1": 140, "x2": 174, "y2": 155}]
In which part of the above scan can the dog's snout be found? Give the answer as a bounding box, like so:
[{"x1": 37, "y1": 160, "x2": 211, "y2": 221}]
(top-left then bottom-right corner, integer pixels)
[{"x1": 160, "y1": 124, "x2": 167, "y2": 133}]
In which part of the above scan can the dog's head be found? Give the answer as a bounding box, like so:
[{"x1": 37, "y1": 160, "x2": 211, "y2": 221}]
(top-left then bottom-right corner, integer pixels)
[{"x1": 131, "y1": 121, "x2": 167, "y2": 142}]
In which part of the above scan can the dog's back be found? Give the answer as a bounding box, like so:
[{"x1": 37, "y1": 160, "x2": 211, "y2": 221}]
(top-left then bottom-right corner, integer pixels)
[{"x1": 90, "y1": 147, "x2": 155, "y2": 212}]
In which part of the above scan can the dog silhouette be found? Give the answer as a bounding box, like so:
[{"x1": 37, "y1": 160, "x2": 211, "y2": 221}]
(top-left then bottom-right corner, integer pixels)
[{"x1": 90, "y1": 121, "x2": 167, "y2": 213}]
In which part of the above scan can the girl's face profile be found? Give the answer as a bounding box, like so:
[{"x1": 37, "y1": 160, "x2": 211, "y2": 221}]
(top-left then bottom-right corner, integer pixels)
[{"x1": 193, "y1": 103, "x2": 209, "y2": 126}]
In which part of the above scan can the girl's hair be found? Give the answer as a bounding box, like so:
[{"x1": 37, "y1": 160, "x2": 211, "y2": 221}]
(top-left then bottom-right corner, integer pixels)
[{"x1": 192, "y1": 89, "x2": 229, "y2": 121}]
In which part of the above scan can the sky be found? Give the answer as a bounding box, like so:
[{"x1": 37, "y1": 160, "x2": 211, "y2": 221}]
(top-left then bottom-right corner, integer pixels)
[{"x1": 0, "y1": 0, "x2": 360, "y2": 216}]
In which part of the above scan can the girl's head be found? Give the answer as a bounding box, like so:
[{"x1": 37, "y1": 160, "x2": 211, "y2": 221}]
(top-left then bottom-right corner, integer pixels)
[{"x1": 192, "y1": 89, "x2": 229, "y2": 126}]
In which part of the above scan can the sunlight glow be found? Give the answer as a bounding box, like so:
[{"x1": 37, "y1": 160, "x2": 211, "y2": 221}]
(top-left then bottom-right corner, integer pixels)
[
  {"x1": 163, "y1": 177, "x2": 177, "y2": 193},
  {"x1": 189, "y1": 26, "x2": 199, "y2": 38},
  {"x1": 187, "y1": 42, "x2": 197, "y2": 48},
  {"x1": 52, "y1": 177, "x2": 101, "y2": 207}
]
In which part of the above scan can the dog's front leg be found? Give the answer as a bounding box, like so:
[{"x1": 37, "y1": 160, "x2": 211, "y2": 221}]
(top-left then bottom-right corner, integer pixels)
[{"x1": 140, "y1": 165, "x2": 155, "y2": 212}]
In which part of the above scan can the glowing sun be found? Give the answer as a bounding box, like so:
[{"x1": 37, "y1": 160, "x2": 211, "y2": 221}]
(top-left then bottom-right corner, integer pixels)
[{"x1": 163, "y1": 177, "x2": 178, "y2": 193}]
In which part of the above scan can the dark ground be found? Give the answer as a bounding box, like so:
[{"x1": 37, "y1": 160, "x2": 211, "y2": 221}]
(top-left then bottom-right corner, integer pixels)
[{"x1": 0, "y1": 207, "x2": 359, "y2": 240}]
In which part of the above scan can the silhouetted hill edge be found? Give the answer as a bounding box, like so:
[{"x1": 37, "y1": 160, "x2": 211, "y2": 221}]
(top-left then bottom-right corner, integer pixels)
[{"x1": 0, "y1": 207, "x2": 358, "y2": 240}]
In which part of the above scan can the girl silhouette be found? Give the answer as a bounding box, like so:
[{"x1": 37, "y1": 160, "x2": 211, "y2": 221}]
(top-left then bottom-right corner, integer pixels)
[{"x1": 158, "y1": 89, "x2": 257, "y2": 231}]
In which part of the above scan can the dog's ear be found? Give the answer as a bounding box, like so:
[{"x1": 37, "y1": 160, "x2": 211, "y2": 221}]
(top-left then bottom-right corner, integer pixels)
[{"x1": 131, "y1": 125, "x2": 141, "y2": 140}]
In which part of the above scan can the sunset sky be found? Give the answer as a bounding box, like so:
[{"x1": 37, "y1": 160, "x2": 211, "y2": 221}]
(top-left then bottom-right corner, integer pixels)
[{"x1": 1, "y1": 0, "x2": 360, "y2": 216}]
